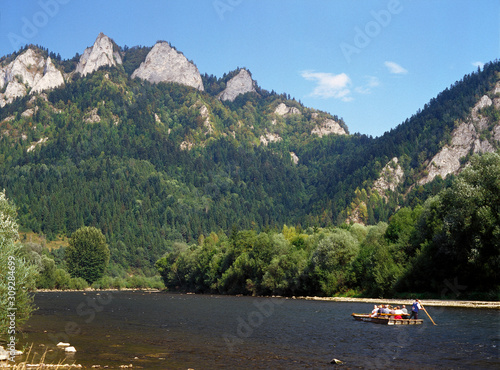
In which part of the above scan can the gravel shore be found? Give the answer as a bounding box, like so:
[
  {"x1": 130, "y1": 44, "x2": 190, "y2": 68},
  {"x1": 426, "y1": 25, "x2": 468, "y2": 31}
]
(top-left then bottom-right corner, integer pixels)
[{"x1": 295, "y1": 296, "x2": 500, "y2": 309}]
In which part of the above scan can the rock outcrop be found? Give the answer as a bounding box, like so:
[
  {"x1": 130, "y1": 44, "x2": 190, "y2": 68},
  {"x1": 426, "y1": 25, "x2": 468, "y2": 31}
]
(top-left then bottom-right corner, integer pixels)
[
  {"x1": 0, "y1": 49, "x2": 64, "y2": 107},
  {"x1": 180, "y1": 140, "x2": 195, "y2": 151},
  {"x1": 419, "y1": 93, "x2": 499, "y2": 185},
  {"x1": 75, "y1": 33, "x2": 122, "y2": 76},
  {"x1": 373, "y1": 157, "x2": 404, "y2": 198},
  {"x1": 0, "y1": 346, "x2": 8, "y2": 361},
  {"x1": 1, "y1": 81, "x2": 26, "y2": 107},
  {"x1": 218, "y1": 69, "x2": 256, "y2": 101},
  {"x1": 274, "y1": 103, "x2": 301, "y2": 117},
  {"x1": 1, "y1": 49, "x2": 45, "y2": 88},
  {"x1": 32, "y1": 57, "x2": 65, "y2": 93},
  {"x1": 199, "y1": 105, "x2": 213, "y2": 135},
  {"x1": 27, "y1": 137, "x2": 48, "y2": 153},
  {"x1": 84, "y1": 108, "x2": 101, "y2": 123},
  {"x1": 311, "y1": 118, "x2": 346, "y2": 137},
  {"x1": 260, "y1": 132, "x2": 282, "y2": 146},
  {"x1": 131, "y1": 42, "x2": 204, "y2": 91}
]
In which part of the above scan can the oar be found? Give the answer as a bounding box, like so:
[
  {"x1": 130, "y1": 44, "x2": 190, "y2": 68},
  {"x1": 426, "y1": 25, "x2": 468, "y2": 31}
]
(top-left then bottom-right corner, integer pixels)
[{"x1": 421, "y1": 304, "x2": 437, "y2": 325}]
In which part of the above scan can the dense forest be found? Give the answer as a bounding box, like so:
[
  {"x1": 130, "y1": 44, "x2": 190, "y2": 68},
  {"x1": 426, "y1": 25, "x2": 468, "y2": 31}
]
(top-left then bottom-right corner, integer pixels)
[
  {"x1": 157, "y1": 152, "x2": 499, "y2": 299},
  {"x1": 0, "y1": 43, "x2": 498, "y2": 297}
]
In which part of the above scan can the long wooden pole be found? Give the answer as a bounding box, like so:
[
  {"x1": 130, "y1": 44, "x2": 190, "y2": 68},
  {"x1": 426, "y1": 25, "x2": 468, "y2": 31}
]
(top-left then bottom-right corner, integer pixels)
[{"x1": 421, "y1": 304, "x2": 437, "y2": 325}]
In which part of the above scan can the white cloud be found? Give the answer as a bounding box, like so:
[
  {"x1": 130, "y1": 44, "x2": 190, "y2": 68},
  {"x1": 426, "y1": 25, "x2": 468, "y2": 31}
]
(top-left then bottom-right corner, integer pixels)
[
  {"x1": 472, "y1": 61, "x2": 484, "y2": 69},
  {"x1": 355, "y1": 76, "x2": 380, "y2": 94},
  {"x1": 301, "y1": 71, "x2": 352, "y2": 101},
  {"x1": 384, "y1": 61, "x2": 408, "y2": 75}
]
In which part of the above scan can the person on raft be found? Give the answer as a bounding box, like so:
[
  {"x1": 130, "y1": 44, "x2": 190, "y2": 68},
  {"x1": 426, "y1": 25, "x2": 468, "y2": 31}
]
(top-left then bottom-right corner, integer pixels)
[{"x1": 409, "y1": 299, "x2": 422, "y2": 319}]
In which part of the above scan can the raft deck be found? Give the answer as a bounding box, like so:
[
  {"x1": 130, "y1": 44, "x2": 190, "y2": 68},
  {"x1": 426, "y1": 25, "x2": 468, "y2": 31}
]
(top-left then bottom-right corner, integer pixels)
[{"x1": 351, "y1": 313, "x2": 424, "y2": 325}]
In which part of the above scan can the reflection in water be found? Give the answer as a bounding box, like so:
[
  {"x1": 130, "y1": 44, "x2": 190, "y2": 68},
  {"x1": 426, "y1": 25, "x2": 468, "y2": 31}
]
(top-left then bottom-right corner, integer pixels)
[{"x1": 19, "y1": 292, "x2": 500, "y2": 369}]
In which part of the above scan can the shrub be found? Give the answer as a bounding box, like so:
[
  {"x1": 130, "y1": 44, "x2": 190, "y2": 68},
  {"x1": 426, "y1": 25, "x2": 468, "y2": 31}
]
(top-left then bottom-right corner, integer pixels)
[{"x1": 68, "y1": 277, "x2": 89, "y2": 290}]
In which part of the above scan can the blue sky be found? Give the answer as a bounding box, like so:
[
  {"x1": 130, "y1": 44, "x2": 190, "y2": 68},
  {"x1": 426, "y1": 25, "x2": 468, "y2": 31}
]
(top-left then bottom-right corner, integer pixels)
[{"x1": 1, "y1": 0, "x2": 498, "y2": 137}]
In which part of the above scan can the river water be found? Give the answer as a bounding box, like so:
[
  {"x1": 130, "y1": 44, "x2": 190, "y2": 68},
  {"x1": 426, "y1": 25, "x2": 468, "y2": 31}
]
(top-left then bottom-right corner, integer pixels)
[{"x1": 17, "y1": 291, "x2": 499, "y2": 369}]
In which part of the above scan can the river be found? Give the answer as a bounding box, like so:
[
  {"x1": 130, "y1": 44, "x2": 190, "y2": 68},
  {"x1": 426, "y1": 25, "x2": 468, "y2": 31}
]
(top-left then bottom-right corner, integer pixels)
[{"x1": 17, "y1": 291, "x2": 499, "y2": 369}]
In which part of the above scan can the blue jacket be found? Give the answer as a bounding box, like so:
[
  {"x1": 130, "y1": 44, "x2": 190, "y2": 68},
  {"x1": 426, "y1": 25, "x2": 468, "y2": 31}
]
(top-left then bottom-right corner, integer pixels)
[{"x1": 412, "y1": 302, "x2": 421, "y2": 312}]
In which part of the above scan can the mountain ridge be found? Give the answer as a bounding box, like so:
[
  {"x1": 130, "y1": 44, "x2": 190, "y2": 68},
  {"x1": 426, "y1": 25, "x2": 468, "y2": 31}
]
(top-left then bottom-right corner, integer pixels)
[{"x1": 0, "y1": 33, "x2": 498, "y2": 274}]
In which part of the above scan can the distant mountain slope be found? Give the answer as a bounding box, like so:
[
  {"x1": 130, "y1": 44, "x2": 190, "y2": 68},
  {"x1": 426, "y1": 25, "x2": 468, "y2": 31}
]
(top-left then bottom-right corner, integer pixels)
[{"x1": 0, "y1": 34, "x2": 498, "y2": 273}]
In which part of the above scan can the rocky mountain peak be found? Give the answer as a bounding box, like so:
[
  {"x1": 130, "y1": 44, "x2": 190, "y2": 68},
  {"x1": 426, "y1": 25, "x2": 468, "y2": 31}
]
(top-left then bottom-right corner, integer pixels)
[
  {"x1": 75, "y1": 33, "x2": 122, "y2": 76},
  {"x1": 0, "y1": 48, "x2": 64, "y2": 107},
  {"x1": 3, "y1": 49, "x2": 44, "y2": 87},
  {"x1": 131, "y1": 42, "x2": 204, "y2": 91},
  {"x1": 218, "y1": 69, "x2": 256, "y2": 101}
]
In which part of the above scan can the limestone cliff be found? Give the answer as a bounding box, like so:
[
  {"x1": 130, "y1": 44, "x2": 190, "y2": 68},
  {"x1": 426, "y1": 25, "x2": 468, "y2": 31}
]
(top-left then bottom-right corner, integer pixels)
[
  {"x1": 32, "y1": 57, "x2": 65, "y2": 93},
  {"x1": 419, "y1": 85, "x2": 500, "y2": 185},
  {"x1": 131, "y1": 42, "x2": 204, "y2": 91},
  {"x1": 274, "y1": 103, "x2": 301, "y2": 117},
  {"x1": 373, "y1": 157, "x2": 404, "y2": 198},
  {"x1": 0, "y1": 49, "x2": 64, "y2": 107},
  {"x1": 75, "y1": 33, "x2": 122, "y2": 77},
  {"x1": 311, "y1": 117, "x2": 347, "y2": 137},
  {"x1": 199, "y1": 104, "x2": 213, "y2": 135},
  {"x1": 218, "y1": 69, "x2": 256, "y2": 101},
  {"x1": 346, "y1": 157, "x2": 404, "y2": 225}
]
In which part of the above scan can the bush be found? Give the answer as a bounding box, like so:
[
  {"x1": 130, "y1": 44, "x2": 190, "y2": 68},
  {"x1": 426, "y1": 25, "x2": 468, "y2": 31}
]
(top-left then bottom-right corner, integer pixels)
[
  {"x1": 126, "y1": 275, "x2": 165, "y2": 289},
  {"x1": 113, "y1": 277, "x2": 128, "y2": 290},
  {"x1": 90, "y1": 275, "x2": 164, "y2": 290},
  {"x1": 91, "y1": 275, "x2": 115, "y2": 289},
  {"x1": 68, "y1": 277, "x2": 89, "y2": 290},
  {"x1": 126, "y1": 275, "x2": 147, "y2": 289},
  {"x1": 36, "y1": 255, "x2": 57, "y2": 289},
  {"x1": 53, "y1": 268, "x2": 71, "y2": 290}
]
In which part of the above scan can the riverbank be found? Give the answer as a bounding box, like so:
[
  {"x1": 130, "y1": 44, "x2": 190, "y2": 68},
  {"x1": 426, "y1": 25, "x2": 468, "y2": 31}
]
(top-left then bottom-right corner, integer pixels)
[
  {"x1": 33, "y1": 289, "x2": 500, "y2": 309},
  {"x1": 294, "y1": 296, "x2": 500, "y2": 309},
  {"x1": 34, "y1": 288, "x2": 161, "y2": 293}
]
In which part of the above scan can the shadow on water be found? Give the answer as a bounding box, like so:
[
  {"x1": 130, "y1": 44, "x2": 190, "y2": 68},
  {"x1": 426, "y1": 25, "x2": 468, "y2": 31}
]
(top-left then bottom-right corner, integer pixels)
[{"x1": 17, "y1": 291, "x2": 500, "y2": 369}]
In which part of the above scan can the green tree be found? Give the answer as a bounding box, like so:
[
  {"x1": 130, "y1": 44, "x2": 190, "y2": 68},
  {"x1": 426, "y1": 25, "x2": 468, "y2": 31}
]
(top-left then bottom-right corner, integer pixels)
[
  {"x1": 156, "y1": 242, "x2": 192, "y2": 289},
  {"x1": 385, "y1": 206, "x2": 423, "y2": 256},
  {"x1": 398, "y1": 153, "x2": 500, "y2": 295},
  {"x1": 433, "y1": 153, "x2": 500, "y2": 290},
  {"x1": 66, "y1": 226, "x2": 110, "y2": 284},
  {"x1": 309, "y1": 229, "x2": 359, "y2": 295},
  {"x1": 351, "y1": 222, "x2": 404, "y2": 296},
  {"x1": 0, "y1": 191, "x2": 38, "y2": 341}
]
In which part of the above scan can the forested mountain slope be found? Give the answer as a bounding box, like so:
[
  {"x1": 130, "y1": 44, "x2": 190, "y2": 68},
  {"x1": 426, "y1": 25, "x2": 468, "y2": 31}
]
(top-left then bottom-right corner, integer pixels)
[{"x1": 0, "y1": 34, "x2": 498, "y2": 275}]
